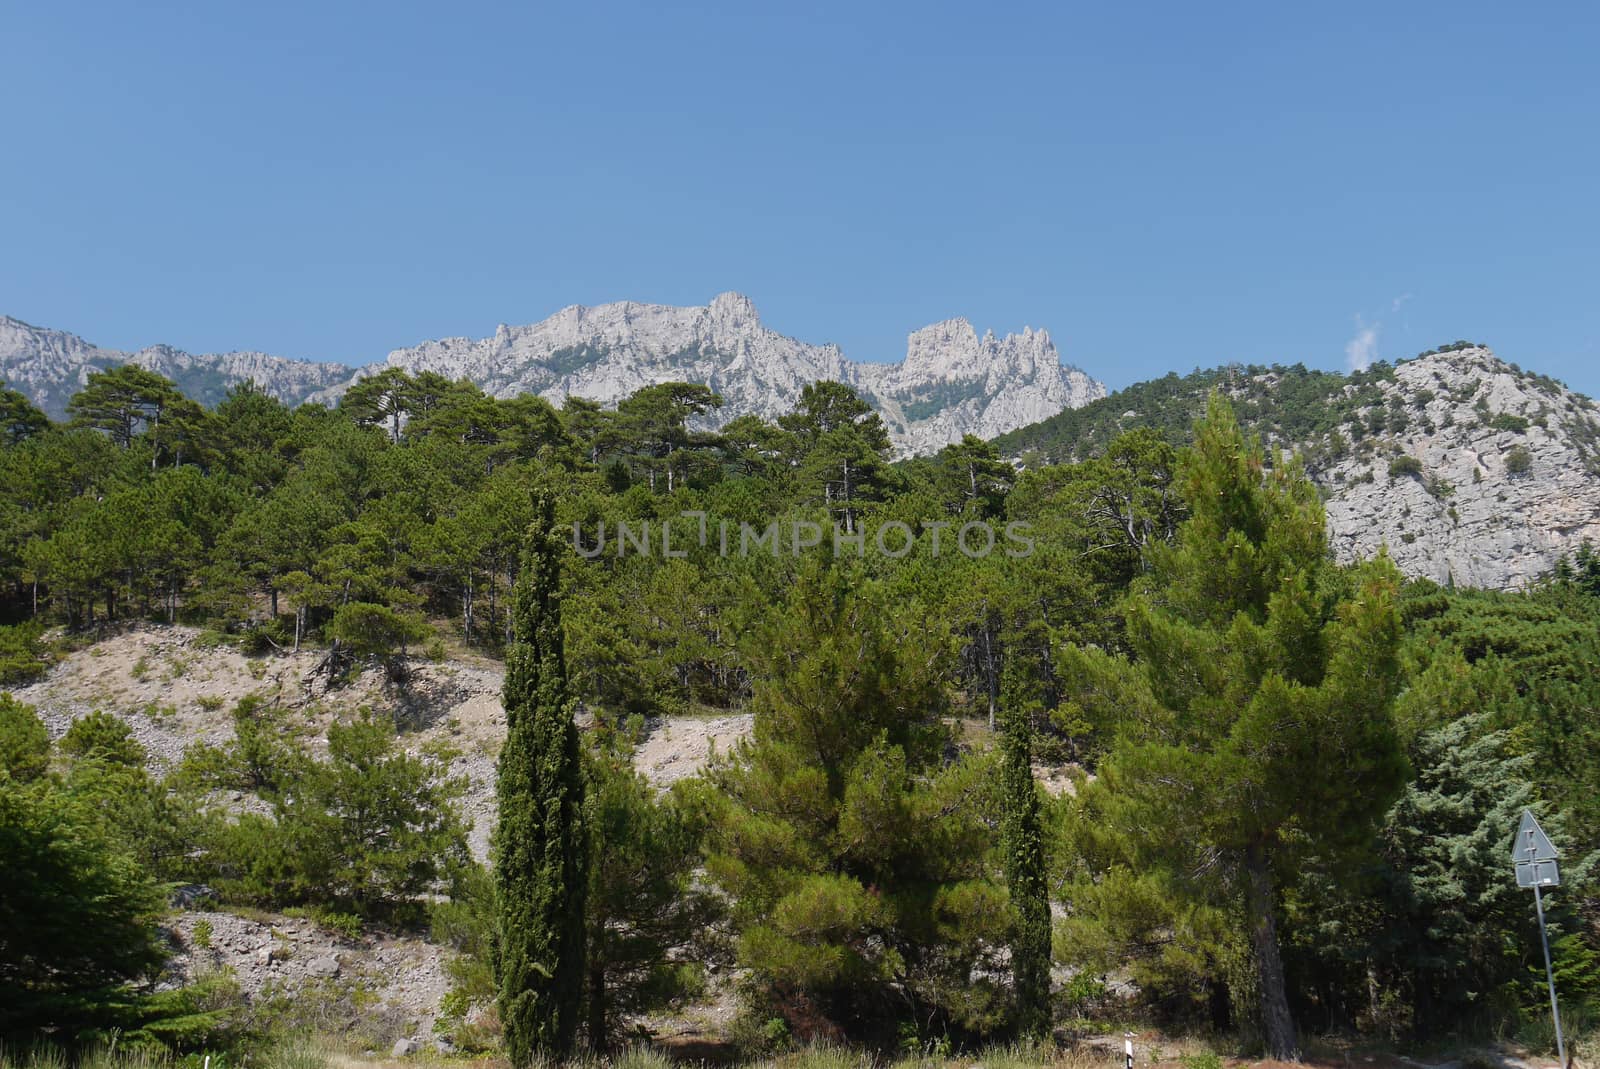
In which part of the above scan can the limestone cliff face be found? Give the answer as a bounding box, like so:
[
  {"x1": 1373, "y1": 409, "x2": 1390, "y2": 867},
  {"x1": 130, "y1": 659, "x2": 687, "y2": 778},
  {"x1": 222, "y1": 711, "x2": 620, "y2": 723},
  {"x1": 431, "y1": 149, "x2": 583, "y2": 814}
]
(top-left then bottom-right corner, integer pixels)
[
  {"x1": 1, "y1": 295, "x2": 1103, "y2": 456},
  {"x1": 368, "y1": 294, "x2": 1104, "y2": 455},
  {"x1": 1311, "y1": 348, "x2": 1600, "y2": 589},
  {"x1": 859, "y1": 318, "x2": 1103, "y2": 455}
]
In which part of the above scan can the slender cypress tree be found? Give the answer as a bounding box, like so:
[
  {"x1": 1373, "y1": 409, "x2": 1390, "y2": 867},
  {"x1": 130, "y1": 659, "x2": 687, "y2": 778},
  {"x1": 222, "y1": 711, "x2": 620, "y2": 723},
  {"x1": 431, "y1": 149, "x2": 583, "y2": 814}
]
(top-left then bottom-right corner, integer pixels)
[
  {"x1": 1000, "y1": 664, "x2": 1052, "y2": 1037},
  {"x1": 494, "y1": 492, "x2": 588, "y2": 1064}
]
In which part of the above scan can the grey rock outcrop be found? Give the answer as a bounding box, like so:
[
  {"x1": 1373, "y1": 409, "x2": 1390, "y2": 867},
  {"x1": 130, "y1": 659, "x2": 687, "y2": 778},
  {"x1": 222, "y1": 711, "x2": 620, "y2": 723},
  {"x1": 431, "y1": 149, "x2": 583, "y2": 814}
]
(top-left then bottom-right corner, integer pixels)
[{"x1": 1305, "y1": 348, "x2": 1600, "y2": 589}]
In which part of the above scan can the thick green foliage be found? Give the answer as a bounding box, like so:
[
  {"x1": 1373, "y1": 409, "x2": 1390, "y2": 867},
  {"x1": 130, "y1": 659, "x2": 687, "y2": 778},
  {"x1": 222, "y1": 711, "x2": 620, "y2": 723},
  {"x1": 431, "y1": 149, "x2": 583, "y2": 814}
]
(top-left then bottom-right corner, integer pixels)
[
  {"x1": 0, "y1": 383, "x2": 49, "y2": 446},
  {"x1": 0, "y1": 693, "x2": 50, "y2": 782},
  {"x1": 1402, "y1": 582, "x2": 1600, "y2": 853},
  {"x1": 0, "y1": 775, "x2": 167, "y2": 1038},
  {"x1": 1059, "y1": 394, "x2": 1410, "y2": 1058},
  {"x1": 1285, "y1": 700, "x2": 1590, "y2": 1038},
  {"x1": 0, "y1": 623, "x2": 49, "y2": 685},
  {"x1": 584, "y1": 753, "x2": 722, "y2": 1045},
  {"x1": 710, "y1": 560, "x2": 1010, "y2": 1040}
]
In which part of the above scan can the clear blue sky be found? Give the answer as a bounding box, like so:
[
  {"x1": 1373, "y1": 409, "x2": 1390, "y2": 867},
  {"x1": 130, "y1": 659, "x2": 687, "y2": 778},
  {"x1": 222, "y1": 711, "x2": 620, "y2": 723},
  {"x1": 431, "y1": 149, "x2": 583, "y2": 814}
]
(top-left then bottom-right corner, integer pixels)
[{"x1": 4, "y1": 1, "x2": 1598, "y2": 395}]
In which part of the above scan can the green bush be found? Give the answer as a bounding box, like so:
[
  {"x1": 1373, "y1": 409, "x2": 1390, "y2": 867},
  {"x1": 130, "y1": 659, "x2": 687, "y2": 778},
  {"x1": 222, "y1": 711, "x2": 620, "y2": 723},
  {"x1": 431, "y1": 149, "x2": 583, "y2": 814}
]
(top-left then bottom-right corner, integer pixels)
[
  {"x1": 0, "y1": 694, "x2": 50, "y2": 782},
  {"x1": 1389, "y1": 455, "x2": 1424, "y2": 480},
  {"x1": 60, "y1": 711, "x2": 145, "y2": 767},
  {"x1": 1505, "y1": 445, "x2": 1533, "y2": 475},
  {"x1": 1491, "y1": 412, "x2": 1531, "y2": 433},
  {"x1": 0, "y1": 623, "x2": 49, "y2": 686},
  {"x1": 1179, "y1": 1053, "x2": 1223, "y2": 1069},
  {"x1": 185, "y1": 710, "x2": 468, "y2": 921}
]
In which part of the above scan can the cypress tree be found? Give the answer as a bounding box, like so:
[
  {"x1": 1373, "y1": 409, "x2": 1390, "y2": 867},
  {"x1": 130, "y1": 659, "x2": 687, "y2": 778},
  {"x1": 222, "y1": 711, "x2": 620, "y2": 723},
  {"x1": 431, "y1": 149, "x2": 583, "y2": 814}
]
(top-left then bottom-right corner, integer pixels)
[
  {"x1": 494, "y1": 492, "x2": 588, "y2": 1063},
  {"x1": 999, "y1": 664, "x2": 1052, "y2": 1037}
]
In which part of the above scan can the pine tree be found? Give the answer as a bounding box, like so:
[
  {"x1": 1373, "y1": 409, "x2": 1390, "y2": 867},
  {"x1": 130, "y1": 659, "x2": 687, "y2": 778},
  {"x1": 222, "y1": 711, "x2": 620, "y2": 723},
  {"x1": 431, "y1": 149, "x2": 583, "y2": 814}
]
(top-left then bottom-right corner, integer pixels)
[
  {"x1": 708, "y1": 560, "x2": 1011, "y2": 1039},
  {"x1": 66, "y1": 365, "x2": 183, "y2": 449},
  {"x1": 583, "y1": 754, "x2": 721, "y2": 1048},
  {"x1": 999, "y1": 664, "x2": 1051, "y2": 1037},
  {"x1": 0, "y1": 383, "x2": 49, "y2": 446},
  {"x1": 1061, "y1": 394, "x2": 1409, "y2": 1059},
  {"x1": 494, "y1": 492, "x2": 588, "y2": 1064}
]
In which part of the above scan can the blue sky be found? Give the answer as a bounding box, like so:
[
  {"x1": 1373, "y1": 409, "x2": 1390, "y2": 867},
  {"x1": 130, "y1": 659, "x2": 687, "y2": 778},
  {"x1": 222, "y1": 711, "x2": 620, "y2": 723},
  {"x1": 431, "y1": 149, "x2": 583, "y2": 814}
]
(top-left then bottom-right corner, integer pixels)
[{"x1": 4, "y1": 1, "x2": 1598, "y2": 395}]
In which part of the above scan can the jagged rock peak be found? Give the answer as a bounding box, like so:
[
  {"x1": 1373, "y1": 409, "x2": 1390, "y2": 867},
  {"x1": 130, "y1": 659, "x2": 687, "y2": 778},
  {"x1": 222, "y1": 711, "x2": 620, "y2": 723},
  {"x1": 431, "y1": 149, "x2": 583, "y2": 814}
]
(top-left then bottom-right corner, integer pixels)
[
  {"x1": 708, "y1": 291, "x2": 759, "y2": 324},
  {"x1": 1, "y1": 295, "x2": 1105, "y2": 455}
]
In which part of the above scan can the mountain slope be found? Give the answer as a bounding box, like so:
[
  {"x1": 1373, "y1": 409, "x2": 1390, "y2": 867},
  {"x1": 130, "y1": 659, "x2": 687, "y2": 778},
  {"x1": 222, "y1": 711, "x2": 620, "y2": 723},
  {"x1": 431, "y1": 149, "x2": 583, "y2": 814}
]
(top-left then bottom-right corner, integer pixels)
[
  {"x1": 0, "y1": 295, "x2": 1105, "y2": 456},
  {"x1": 0, "y1": 315, "x2": 352, "y2": 418},
  {"x1": 995, "y1": 345, "x2": 1600, "y2": 590}
]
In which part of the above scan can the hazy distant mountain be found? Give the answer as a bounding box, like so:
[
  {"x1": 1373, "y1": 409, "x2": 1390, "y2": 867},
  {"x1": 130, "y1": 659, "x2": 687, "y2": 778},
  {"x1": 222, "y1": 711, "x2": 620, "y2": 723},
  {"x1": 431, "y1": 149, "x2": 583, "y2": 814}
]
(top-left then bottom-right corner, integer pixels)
[
  {"x1": 0, "y1": 315, "x2": 351, "y2": 418},
  {"x1": 0, "y1": 294, "x2": 1104, "y2": 456}
]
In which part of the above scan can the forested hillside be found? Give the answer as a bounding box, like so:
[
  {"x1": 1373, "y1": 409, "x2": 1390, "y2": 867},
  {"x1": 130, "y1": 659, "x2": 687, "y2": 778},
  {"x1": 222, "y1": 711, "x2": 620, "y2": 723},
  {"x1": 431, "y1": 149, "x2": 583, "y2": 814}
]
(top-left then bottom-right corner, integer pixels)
[{"x1": 2, "y1": 364, "x2": 1598, "y2": 1065}]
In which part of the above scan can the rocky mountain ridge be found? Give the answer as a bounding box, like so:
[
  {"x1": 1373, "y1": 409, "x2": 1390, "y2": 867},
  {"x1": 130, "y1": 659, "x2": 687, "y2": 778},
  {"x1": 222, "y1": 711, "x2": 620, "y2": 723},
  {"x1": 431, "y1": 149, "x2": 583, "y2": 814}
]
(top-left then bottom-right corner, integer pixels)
[
  {"x1": 1316, "y1": 348, "x2": 1600, "y2": 589},
  {"x1": 0, "y1": 315, "x2": 352, "y2": 416},
  {"x1": 996, "y1": 345, "x2": 1600, "y2": 590},
  {"x1": 0, "y1": 294, "x2": 1106, "y2": 456}
]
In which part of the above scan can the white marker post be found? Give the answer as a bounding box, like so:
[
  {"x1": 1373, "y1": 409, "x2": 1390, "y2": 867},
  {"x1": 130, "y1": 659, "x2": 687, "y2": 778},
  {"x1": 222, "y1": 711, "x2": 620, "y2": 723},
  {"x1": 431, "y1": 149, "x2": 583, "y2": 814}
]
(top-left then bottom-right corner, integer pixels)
[
  {"x1": 1124, "y1": 1033, "x2": 1135, "y2": 1069},
  {"x1": 1512, "y1": 809, "x2": 1565, "y2": 1068}
]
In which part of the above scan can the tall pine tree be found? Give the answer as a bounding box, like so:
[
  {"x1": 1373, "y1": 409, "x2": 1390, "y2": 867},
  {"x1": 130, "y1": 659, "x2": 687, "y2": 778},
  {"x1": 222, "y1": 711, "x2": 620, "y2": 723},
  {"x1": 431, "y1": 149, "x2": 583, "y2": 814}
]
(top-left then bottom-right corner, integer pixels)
[
  {"x1": 1060, "y1": 394, "x2": 1409, "y2": 1059},
  {"x1": 494, "y1": 492, "x2": 588, "y2": 1063}
]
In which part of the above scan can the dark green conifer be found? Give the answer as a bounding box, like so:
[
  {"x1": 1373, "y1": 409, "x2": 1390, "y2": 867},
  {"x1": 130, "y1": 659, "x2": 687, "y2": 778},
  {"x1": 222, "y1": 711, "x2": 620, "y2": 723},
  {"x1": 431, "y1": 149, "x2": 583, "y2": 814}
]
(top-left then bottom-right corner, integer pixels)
[
  {"x1": 494, "y1": 492, "x2": 588, "y2": 1063},
  {"x1": 999, "y1": 664, "x2": 1051, "y2": 1037}
]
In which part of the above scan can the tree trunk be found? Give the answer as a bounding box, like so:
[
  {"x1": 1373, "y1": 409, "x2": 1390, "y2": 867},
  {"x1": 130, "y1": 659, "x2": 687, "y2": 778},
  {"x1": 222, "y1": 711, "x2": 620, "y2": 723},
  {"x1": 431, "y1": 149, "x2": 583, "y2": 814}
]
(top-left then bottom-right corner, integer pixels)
[
  {"x1": 841, "y1": 458, "x2": 853, "y2": 532},
  {"x1": 505, "y1": 565, "x2": 516, "y2": 643},
  {"x1": 1245, "y1": 841, "x2": 1298, "y2": 1060},
  {"x1": 981, "y1": 612, "x2": 997, "y2": 731},
  {"x1": 488, "y1": 571, "x2": 499, "y2": 640},
  {"x1": 586, "y1": 953, "x2": 607, "y2": 1052}
]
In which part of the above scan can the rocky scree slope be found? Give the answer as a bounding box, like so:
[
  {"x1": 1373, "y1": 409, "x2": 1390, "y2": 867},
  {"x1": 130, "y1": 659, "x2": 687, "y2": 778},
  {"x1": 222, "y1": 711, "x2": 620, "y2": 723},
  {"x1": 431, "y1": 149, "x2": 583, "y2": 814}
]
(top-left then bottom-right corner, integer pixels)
[
  {"x1": 994, "y1": 346, "x2": 1600, "y2": 590},
  {"x1": 0, "y1": 294, "x2": 1104, "y2": 456},
  {"x1": 7, "y1": 624, "x2": 755, "y2": 1042}
]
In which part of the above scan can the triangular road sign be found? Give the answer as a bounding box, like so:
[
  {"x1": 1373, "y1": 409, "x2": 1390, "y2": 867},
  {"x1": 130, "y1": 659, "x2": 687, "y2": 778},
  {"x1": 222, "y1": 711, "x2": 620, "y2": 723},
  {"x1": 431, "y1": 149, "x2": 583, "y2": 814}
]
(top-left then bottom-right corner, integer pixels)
[{"x1": 1513, "y1": 809, "x2": 1559, "y2": 863}]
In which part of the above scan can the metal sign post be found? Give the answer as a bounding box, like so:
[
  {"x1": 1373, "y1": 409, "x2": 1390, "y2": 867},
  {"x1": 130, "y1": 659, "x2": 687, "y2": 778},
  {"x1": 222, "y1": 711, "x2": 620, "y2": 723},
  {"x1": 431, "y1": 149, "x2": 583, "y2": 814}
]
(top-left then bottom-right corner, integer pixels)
[{"x1": 1512, "y1": 809, "x2": 1565, "y2": 1068}]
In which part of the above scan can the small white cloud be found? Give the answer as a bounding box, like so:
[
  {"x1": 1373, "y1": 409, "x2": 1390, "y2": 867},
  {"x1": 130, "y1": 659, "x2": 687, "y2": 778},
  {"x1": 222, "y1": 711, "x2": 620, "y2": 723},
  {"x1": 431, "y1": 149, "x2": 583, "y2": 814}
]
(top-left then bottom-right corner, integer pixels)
[
  {"x1": 1391, "y1": 293, "x2": 1413, "y2": 313},
  {"x1": 1346, "y1": 320, "x2": 1380, "y2": 371}
]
